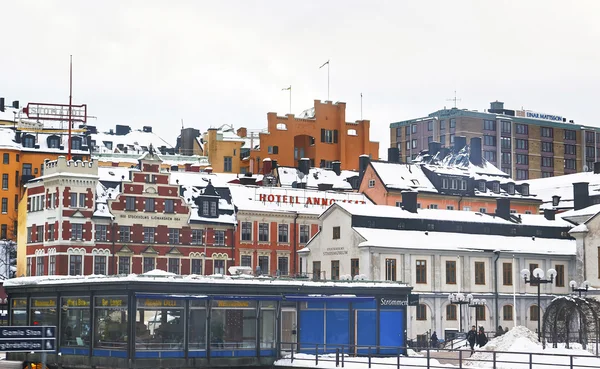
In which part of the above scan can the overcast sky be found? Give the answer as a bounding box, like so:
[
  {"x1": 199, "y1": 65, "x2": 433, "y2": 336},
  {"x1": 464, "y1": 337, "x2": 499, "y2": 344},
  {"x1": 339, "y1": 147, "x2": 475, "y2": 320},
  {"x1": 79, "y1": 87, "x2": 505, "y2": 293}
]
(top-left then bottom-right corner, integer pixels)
[{"x1": 3, "y1": 1, "x2": 600, "y2": 158}]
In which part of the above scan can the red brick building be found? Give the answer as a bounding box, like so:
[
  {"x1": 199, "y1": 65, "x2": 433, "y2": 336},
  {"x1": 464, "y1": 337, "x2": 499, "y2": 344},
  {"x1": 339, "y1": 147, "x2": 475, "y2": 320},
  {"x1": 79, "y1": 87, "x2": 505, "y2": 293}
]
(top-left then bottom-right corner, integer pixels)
[
  {"x1": 228, "y1": 184, "x2": 369, "y2": 277},
  {"x1": 23, "y1": 151, "x2": 236, "y2": 277}
]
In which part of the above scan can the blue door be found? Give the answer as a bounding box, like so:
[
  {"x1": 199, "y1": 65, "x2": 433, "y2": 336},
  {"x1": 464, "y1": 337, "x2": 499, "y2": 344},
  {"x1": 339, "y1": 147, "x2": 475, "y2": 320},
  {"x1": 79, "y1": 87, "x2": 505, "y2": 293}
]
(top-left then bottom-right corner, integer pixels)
[{"x1": 379, "y1": 309, "x2": 405, "y2": 354}]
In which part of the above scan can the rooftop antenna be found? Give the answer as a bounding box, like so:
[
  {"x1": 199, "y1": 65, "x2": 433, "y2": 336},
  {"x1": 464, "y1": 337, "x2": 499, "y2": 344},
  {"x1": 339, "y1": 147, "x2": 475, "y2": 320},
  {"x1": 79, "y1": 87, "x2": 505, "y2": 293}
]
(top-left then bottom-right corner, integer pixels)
[
  {"x1": 447, "y1": 90, "x2": 461, "y2": 108},
  {"x1": 181, "y1": 119, "x2": 184, "y2": 129},
  {"x1": 67, "y1": 55, "x2": 73, "y2": 160},
  {"x1": 319, "y1": 60, "x2": 330, "y2": 100}
]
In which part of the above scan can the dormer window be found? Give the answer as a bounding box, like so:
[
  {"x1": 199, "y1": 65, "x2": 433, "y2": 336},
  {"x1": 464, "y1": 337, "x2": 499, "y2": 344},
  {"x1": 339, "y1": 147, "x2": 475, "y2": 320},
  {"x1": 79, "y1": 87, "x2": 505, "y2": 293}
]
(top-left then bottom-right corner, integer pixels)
[
  {"x1": 492, "y1": 182, "x2": 500, "y2": 194},
  {"x1": 507, "y1": 183, "x2": 515, "y2": 195},
  {"x1": 522, "y1": 184, "x2": 530, "y2": 196},
  {"x1": 71, "y1": 137, "x2": 82, "y2": 150},
  {"x1": 23, "y1": 135, "x2": 35, "y2": 148},
  {"x1": 103, "y1": 141, "x2": 113, "y2": 150},
  {"x1": 442, "y1": 178, "x2": 448, "y2": 189},
  {"x1": 47, "y1": 136, "x2": 60, "y2": 149},
  {"x1": 478, "y1": 180, "x2": 486, "y2": 192},
  {"x1": 460, "y1": 180, "x2": 467, "y2": 191}
]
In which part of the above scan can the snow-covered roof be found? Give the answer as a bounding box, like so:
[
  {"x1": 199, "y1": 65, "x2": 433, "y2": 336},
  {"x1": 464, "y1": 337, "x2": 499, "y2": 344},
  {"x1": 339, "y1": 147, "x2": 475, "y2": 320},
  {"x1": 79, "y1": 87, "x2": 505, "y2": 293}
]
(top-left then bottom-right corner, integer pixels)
[
  {"x1": 169, "y1": 171, "x2": 238, "y2": 188},
  {"x1": 91, "y1": 130, "x2": 173, "y2": 154},
  {"x1": 354, "y1": 227, "x2": 575, "y2": 256},
  {"x1": 559, "y1": 204, "x2": 600, "y2": 225},
  {"x1": 229, "y1": 184, "x2": 370, "y2": 216},
  {"x1": 93, "y1": 182, "x2": 120, "y2": 218},
  {"x1": 0, "y1": 127, "x2": 89, "y2": 155},
  {"x1": 94, "y1": 152, "x2": 209, "y2": 167},
  {"x1": 518, "y1": 172, "x2": 600, "y2": 210},
  {"x1": 4, "y1": 272, "x2": 409, "y2": 288},
  {"x1": 277, "y1": 166, "x2": 357, "y2": 190},
  {"x1": 332, "y1": 202, "x2": 572, "y2": 227},
  {"x1": 370, "y1": 161, "x2": 436, "y2": 192},
  {"x1": 98, "y1": 166, "x2": 132, "y2": 182}
]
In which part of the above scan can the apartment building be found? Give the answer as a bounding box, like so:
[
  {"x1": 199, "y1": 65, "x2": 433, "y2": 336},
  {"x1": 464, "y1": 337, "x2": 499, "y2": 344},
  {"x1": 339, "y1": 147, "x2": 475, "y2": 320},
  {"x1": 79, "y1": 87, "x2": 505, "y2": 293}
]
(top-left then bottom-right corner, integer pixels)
[{"x1": 390, "y1": 101, "x2": 600, "y2": 180}]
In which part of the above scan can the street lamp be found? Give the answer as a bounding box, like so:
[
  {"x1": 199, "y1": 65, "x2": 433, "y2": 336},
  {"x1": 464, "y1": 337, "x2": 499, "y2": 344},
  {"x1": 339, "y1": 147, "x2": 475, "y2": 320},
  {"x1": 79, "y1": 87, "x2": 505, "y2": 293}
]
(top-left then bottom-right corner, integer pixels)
[
  {"x1": 521, "y1": 267, "x2": 557, "y2": 341},
  {"x1": 569, "y1": 280, "x2": 590, "y2": 297},
  {"x1": 469, "y1": 299, "x2": 487, "y2": 331},
  {"x1": 448, "y1": 293, "x2": 473, "y2": 333}
]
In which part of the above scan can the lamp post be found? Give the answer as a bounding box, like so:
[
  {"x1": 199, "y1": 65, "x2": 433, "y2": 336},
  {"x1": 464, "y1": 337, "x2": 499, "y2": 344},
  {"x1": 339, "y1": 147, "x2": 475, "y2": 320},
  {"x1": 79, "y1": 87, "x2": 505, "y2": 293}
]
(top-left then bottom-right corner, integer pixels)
[
  {"x1": 569, "y1": 280, "x2": 590, "y2": 297},
  {"x1": 448, "y1": 293, "x2": 473, "y2": 333},
  {"x1": 521, "y1": 267, "x2": 557, "y2": 341},
  {"x1": 468, "y1": 299, "x2": 487, "y2": 331}
]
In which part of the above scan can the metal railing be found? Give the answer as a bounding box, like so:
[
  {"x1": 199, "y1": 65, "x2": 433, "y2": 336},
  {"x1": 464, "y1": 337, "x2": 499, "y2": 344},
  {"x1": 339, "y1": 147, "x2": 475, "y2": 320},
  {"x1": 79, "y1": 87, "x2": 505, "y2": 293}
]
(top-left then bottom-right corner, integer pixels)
[{"x1": 278, "y1": 342, "x2": 600, "y2": 369}]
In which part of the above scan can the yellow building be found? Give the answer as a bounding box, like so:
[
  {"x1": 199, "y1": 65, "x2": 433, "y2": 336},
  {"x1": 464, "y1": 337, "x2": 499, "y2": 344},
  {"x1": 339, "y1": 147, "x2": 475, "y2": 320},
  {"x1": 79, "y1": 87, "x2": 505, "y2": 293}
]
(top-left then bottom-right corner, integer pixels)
[{"x1": 203, "y1": 125, "x2": 245, "y2": 173}]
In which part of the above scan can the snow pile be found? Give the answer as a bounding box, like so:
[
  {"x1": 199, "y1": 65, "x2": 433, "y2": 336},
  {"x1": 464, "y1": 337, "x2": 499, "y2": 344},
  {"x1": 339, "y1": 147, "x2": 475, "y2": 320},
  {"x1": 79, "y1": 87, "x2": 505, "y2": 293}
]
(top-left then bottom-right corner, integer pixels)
[
  {"x1": 479, "y1": 326, "x2": 540, "y2": 353},
  {"x1": 467, "y1": 326, "x2": 600, "y2": 368}
]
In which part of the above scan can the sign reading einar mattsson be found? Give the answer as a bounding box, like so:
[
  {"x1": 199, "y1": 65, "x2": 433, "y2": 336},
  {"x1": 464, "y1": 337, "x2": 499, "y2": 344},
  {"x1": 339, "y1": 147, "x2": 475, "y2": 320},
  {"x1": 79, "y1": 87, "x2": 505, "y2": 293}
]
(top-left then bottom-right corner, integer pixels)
[{"x1": 0, "y1": 326, "x2": 56, "y2": 352}]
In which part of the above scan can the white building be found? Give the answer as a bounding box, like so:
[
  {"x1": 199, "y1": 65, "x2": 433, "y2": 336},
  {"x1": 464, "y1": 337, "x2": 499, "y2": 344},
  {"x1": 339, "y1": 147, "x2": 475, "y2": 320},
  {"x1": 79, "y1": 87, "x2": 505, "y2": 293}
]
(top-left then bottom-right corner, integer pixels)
[{"x1": 301, "y1": 196, "x2": 575, "y2": 342}]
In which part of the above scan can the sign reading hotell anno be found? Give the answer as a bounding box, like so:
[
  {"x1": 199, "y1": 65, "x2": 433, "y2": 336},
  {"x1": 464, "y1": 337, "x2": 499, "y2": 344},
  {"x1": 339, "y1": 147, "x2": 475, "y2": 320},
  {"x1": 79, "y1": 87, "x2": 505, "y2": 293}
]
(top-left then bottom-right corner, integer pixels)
[{"x1": 258, "y1": 194, "x2": 366, "y2": 206}]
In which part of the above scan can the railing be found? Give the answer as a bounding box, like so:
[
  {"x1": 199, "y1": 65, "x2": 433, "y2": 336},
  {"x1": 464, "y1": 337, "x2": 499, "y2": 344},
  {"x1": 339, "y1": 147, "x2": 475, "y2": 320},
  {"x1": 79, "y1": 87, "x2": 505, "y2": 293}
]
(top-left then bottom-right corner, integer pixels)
[{"x1": 277, "y1": 342, "x2": 600, "y2": 369}]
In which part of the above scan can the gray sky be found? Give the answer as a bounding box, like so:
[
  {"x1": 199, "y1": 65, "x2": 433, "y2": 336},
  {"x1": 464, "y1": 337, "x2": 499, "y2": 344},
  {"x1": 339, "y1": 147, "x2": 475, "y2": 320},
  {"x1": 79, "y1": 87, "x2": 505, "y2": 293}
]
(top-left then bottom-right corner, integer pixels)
[{"x1": 3, "y1": 1, "x2": 600, "y2": 158}]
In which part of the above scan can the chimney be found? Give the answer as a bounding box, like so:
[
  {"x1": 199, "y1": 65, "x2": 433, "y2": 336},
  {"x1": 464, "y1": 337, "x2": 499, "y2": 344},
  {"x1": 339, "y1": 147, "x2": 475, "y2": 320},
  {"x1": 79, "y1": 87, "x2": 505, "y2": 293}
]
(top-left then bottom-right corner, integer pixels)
[
  {"x1": 401, "y1": 191, "x2": 418, "y2": 213},
  {"x1": 143, "y1": 126, "x2": 152, "y2": 133},
  {"x1": 495, "y1": 198, "x2": 511, "y2": 220},
  {"x1": 573, "y1": 182, "x2": 590, "y2": 211},
  {"x1": 332, "y1": 161, "x2": 341, "y2": 176},
  {"x1": 299, "y1": 158, "x2": 310, "y2": 175},
  {"x1": 387, "y1": 148, "x2": 400, "y2": 163},
  {"x1": 427, "y1": 141, "x2": 441, "y2": 157},
  {"x1": 204, "y1": 167, "x2": 213, "y2": 174},
  {"x1": 544, "y1": 209, "x2": 556, "y2": 221},
  {"x1": 594, "y1": 162, "x2": 600, "y2": 174},
  {"x1": 552, "y1": 195, "x2": 561, "y2": 207},
  {"x1": 359, "y1": 154, "x2": 370, "y2": 178},
  {"x1": 470, "y1": 137, "x2": 482, "y2": 165},
  {"x1": 263, "y1": 158, "x2": 272, "y2": 175},
  {"x1": 14, "y1": 130, "x2": 21, "y2": 144},
  {"x1": 453, "y1": 136, "x2": 467, "y2": 153},
  {"x1": 439, "y1": 147, "x2": 450, "y2": 159}
]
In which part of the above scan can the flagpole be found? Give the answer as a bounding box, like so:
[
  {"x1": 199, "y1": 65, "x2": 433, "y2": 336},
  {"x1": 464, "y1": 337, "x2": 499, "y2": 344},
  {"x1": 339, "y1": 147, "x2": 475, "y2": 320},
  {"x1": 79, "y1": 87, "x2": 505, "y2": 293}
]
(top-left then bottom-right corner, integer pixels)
[
  {"x1": 327, "y1": 61, "x2": 330, "y2": 101},
  {"x1": 289, "y1": 85, "x2": 292, "y2": 114},
  {"x1": 360, "y1": 93, "x2": 363, "y2": 120},
  {"x1": 68, "y1": 55, "x2": 73, "y2": 161}
]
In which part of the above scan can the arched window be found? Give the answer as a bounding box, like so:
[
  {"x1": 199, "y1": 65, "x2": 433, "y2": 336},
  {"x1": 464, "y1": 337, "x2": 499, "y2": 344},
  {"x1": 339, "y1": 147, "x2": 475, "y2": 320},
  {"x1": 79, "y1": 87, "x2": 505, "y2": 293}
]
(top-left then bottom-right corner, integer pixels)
[
  {"x1": 276, "y1": 123, "x2": 287, "y2": 130},
  {"x1": 446, "y1": 304, "x2": 457, "y2": 320},
  {"x1": 416, "y1": 304, "x2": 427, "y2": 320},
  {"x1": 503, "y1": 305, "x2": 513, "y2": 321},
  {"x1": 530, "y1": 305, "x2": 539, "y2": 321}
]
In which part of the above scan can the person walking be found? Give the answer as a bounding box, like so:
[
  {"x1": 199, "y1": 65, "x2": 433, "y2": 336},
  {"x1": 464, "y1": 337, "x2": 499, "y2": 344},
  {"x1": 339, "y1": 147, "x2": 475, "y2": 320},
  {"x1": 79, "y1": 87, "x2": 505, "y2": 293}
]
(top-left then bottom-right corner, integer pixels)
[
  {"x1": 466, "y1": 325, "x2": 477, "y2": 354},
  {"x1": 430, "y1": 331, "x2": 439, "y2": 349},
  {"x1": 477, "y1": 326, "x2": 489, "y2": 348}
]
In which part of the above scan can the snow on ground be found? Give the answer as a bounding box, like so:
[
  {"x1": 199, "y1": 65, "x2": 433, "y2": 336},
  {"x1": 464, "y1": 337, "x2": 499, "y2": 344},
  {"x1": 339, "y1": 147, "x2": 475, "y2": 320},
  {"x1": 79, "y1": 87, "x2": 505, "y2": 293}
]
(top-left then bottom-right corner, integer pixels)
[{"x1": 274, "y1": 327, "x2": 600, "y2": 369}]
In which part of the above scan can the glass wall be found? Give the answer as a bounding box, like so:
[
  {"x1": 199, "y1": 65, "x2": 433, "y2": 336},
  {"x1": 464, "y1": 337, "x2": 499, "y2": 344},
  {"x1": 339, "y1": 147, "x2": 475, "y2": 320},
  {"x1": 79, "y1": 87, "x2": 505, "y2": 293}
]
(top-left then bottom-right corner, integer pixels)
[
  {"x1": 61, "y1": 297, "x2": 91, "y2": 347},
  {"x1": 136, "y1": 298, "x2": 184, "y2": 351},
  {"x1": 30, "y1": 297, "x2": 57, "y2": 327},
  {"x1": 260, "y1": 301, "x2": 276, "y2": 352},
  {"x1": 189, "y1": 300, "x2": 207, "y2": 350},
  {"x1": 211, "y1": 300, "x2": 257, "y2": 350},
  {"x1": 10, "y1": 298, "x2": 27, "y2": 326},
  {"x1": 94, "y1": 296, "x2": 128, "y2": 350}
]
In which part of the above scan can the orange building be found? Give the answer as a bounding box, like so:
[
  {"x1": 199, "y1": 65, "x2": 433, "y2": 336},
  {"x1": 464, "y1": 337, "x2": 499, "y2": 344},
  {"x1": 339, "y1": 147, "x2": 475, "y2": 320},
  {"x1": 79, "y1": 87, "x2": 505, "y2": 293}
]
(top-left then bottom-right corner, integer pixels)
[
  {"x1": 0, "y1": 126, "x2": 90, "y2": 241},
  {"x1": 244, "y1": 100, "x2": 379, "y2": 174}
]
